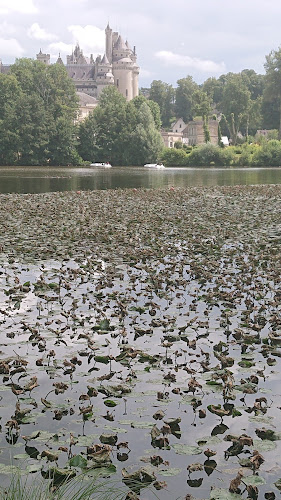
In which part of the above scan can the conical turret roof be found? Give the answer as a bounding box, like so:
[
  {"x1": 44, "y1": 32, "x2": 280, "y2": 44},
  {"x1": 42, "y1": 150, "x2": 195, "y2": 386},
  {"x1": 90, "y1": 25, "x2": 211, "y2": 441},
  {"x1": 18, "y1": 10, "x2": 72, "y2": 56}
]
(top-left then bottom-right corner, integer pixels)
[
  {"x1": 101, "y1": 54, "x2": 110, "y2": 65},
  {"x1": 56, "y1": 53, "x2": 64, "y2": 65},
  {"x1": 114, "y1": 35, "x2": 126, "y2": 50}
]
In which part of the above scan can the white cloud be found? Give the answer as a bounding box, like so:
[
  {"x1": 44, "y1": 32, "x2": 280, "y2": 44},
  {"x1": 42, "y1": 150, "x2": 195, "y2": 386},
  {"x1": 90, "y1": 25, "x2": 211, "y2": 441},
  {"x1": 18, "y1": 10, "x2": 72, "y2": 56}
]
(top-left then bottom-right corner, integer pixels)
[
  {"x1": 140, "y1": 68, "x2": 152, "y2": 78},
  {"x1": 0, "y1": 37, "x2": 24, "y2": 58},
  {"x1": 67, "y1": 25, "x2": 105, "y2": 55},
  {"x1": 155, "y1": 50, "x2": 226, "y2": 74},
  {"x1": 0, "y1": 0, "x2": 37, "y2": 14},
  {"x1": 27, "y1": 23, "x2": 58, "y2": 41},
  {"x1": 0, "y1": 21, "x2": 16, "y2": 37},
  {"x1": 48, "y1": 42, "x2": 73, "y2": 59}
]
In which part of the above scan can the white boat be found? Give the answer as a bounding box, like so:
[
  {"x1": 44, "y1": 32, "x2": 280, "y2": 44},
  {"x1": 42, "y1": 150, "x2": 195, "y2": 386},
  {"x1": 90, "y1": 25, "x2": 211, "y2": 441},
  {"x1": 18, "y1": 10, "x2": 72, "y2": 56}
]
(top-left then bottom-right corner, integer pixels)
[
  {"x1": 90, "y1": 162, "x2": 112, "y2": 168},
  {"x1": 143, "y1": 163, "x2": 165, "y2": 169}
]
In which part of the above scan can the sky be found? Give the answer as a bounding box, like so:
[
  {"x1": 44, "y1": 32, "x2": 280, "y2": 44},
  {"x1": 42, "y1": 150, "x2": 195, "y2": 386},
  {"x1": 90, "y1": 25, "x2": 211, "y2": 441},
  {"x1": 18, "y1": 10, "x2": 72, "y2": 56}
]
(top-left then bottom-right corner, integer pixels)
[{"x1": 1, "y1": 0, "x2": 281, "y2": 88}]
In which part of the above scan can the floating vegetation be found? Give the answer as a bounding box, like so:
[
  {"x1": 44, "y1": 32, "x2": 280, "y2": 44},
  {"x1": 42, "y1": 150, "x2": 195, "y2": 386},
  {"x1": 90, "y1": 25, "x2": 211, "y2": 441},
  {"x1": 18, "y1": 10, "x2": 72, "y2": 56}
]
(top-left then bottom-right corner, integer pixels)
[{"x1": 0, "y1": 185, "x2": 281, "y2": 499}]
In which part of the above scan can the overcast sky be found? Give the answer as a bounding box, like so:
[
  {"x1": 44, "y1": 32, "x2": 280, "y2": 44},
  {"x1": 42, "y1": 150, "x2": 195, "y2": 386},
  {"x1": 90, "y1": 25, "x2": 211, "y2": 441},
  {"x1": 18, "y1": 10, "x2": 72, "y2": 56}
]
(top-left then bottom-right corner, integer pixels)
[{"x1": 1, "y1": 0, "x2": 281, "y2": 87}]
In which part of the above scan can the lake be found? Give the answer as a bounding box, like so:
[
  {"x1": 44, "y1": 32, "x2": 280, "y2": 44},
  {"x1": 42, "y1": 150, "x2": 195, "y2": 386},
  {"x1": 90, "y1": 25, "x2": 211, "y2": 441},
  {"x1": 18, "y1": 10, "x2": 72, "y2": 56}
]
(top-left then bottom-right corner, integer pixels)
[
  {"x1": 0, "y1": 178, "x2": 281, "y2": 499},
  {"x1": 0, "y1": 166, "x2": 281, "y2": 193}
]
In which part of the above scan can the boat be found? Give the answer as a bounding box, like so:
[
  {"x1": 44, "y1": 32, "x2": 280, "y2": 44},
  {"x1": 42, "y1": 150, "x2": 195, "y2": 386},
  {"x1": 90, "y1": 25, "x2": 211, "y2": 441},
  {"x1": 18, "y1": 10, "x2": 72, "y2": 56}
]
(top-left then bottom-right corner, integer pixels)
[
  {"x1": 143, "y1": 163, "x2": 165, "y2": 169},
  {"x1": 90, "y1": 162, "x2": 112, "y2": 168}
]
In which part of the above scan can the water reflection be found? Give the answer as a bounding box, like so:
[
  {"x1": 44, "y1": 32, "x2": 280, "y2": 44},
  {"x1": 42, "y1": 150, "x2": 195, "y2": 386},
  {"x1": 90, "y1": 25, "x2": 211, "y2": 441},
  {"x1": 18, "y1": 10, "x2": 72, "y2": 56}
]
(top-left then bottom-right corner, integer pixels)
[{"x1": 0, "y1": 166, "x2": 281, "y2": 193}]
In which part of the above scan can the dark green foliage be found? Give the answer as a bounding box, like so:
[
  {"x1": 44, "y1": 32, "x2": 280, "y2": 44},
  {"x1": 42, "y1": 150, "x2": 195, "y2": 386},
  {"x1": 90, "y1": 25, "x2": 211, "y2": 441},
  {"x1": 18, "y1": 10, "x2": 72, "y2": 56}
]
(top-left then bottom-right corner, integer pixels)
[
  {"x1": 251, "y1": 140, "x2": 281, "y2": 166},
  {"x1": 187, "y1": 143, "x2": 234, "y2": 166},
  {"x1": 78, "y1": 86, "x2": 163, "y2": 166},
  {"x1": 175, "y1": 76, "x2": 198, "y2": 122},
  {"x1": 160, "y1": 147, "x2": 189, "y2": 166},
  {"x1": 149, "y1": 80, "x2": 175, "y2": 127},
  {"x1": 264, "y1": 47, "x2": 281, "y2": 138},
  {"x1": 0, "y1": 59, "x2": 80, "y2": 165}
]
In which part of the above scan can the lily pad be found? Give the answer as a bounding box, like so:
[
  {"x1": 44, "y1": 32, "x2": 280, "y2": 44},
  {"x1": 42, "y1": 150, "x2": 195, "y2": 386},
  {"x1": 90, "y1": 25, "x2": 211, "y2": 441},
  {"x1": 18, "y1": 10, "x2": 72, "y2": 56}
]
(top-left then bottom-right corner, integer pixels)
[
  {"x1": 171, "y1": 444, "x2": 202, "y2": 455},
  {"x1": 210, "y1": 488, "x2": 244, "y2": 499},
  {"x1": 253, "y1": 439, "x2": 277, "y2": 452},
  {"x1": 274, "y1": 479, "x2": 281, "y2": 490},
  {"x1": 68, "y1": 454, "x2": 87, "y2": 468},
  {"x1": 243, "y1": 475, "x2": 266, "y2": 486},
  {"x1": 158, "y1": 467, "x2": 182, "y2": 476}
]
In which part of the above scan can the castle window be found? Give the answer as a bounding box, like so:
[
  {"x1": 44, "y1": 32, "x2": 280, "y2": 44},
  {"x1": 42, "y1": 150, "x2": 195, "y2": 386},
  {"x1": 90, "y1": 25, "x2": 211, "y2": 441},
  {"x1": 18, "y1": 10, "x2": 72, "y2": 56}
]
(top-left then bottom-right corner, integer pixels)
[
  {"x1": 117, "y1": 79, "x2": 119, "y2": 87},
  {"x1": 126, "y1": 89, "x2": 128, "y2": 97}
]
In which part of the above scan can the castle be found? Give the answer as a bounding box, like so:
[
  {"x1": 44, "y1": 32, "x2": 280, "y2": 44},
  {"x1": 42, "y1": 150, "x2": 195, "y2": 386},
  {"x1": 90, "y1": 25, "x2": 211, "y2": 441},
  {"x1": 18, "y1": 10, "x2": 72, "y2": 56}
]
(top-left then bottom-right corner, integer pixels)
[{"x1": 0, "y1": 24, "x2": 139, "y2": 101}]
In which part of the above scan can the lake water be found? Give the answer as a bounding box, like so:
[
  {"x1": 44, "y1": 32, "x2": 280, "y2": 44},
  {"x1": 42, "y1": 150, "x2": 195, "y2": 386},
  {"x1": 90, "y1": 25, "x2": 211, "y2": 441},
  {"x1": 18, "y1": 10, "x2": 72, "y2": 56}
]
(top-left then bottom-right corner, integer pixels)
[
  {"x1": 0, "y1": 178, "x2": 281, "y2": 498},
  {"x1": 0, "y1": 166, "x2": 281, "y2": 193}
]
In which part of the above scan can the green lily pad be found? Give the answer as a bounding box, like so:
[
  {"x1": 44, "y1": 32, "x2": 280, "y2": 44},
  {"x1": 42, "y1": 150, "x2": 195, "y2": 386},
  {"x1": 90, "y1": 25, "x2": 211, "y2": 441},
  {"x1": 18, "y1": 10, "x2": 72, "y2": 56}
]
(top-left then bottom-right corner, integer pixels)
[
  {"x1": 249, "y1": 415, "x2": 274, "y2": 424},
  {"x1": 76, "y1": 434, "x2": 99, "y2": 446},
  {"x1": 172, "y1": 444, "x2": 202, "y2": 455},
  {"x1": 68, "y1": 454, "x2": 87, "y2": 468},
  {"x1": 210, "y1": 488, "x2": 244, "y2": 499},
  {"x1": 197, "y1": 436, "x2": 221, "y2": 446},
  {"x1": 13, "y1": 453, "x2": 31, "y2": 460},
  {"x1": 86, "y1": 464, "x2": 116, "y2": 477},
  {"x1": 103, "y1": 426, "x2": 127, "y2": 433},
  {"x1": 104, "y1": 399, "x2": 118, "y2": 407},
  {"x1": 243, "y1": 475, "x2": 266, "y2": 486},
  {"x1": 158, "y1": 467, "x2": 182, "y2": 476},
  {"x1": 274, "y1": 479, "x2": 281, "y2": 490},
  {"x1": 253, "y1": 439, "x2": 277, "y2": 452},
  {"x1": 131, "y1": 421, "x2": 154, "y2": 429}
]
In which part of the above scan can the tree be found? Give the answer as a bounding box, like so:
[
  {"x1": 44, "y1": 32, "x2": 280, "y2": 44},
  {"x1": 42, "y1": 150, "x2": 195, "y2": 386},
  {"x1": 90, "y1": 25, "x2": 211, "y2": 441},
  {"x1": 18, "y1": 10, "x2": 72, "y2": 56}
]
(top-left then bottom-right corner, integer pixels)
[
  {"x1": 175, "y1": 76, "x2": 198, "y2": 122},
  {"x1": 128, "y1": 102, "x2": 164, "y2": 165},
  {"x1": 243, "y1": 97, "x2": 262, "y2": 138},
  {"x1": 0, "y1": 74, "x2": 21, "y2": 164},
  {"x1": 9, "y1": 58, "x2": 80, "y2": 165},
  {"x1": 149, "y1": 80, "x2": 174, "y2": 127},
  {"x1": 79, "y1": 86, "x2": 127, "y2": 165},
  {"x1": 78, "y1": 87, "x2": 163, "y2": 166},
  {"x1": 264, "y1": 47, "x2": 281, "y2": 138},
  {"x1": 240, "y1": 69, "x2": 265, "y2": 101},
  {"x1": 220, "y1": 75, "x2": 251, "y2": 144},
  {"x1": 131, "y1": 95, "x2": 161, "y2": 129},
  {"x1": 202, "y1": 77, "x2": 224, "y2": 107}
]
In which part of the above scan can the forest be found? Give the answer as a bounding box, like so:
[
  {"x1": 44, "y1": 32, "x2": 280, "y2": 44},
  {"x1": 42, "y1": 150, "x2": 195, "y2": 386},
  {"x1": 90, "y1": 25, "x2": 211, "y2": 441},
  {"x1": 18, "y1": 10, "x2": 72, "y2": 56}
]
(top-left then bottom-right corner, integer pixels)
[{"x1": 1, "y1": 46, "x2": 281, "y2": 166}]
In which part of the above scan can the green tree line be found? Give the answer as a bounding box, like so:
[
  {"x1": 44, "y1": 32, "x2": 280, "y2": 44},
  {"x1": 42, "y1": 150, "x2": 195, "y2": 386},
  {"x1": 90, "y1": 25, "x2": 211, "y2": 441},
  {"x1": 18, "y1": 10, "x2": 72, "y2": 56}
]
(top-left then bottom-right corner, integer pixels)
[
  {"x1": 142, "y1": 47, "x2": 281, "y2": 144},
  {"x1": 0, "y1": 59, "x2": 163, "y2": 166},
  {"x1": 2, "y1": 46, "x2": 281, "y2": 165}
]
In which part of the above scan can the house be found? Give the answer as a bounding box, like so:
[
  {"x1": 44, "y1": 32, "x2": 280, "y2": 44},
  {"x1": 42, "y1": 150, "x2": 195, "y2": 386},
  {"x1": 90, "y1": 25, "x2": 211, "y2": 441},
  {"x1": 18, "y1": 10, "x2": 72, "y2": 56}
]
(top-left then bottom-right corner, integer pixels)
[
  {"x1": 160, "y1": 131, "x2": 184, "y2": 148},
  {"x1": 183, "y1": 119, "x2": 218, "y2": 146},
  {"x1": 76, "y1": 92, "x2": 98, "y2": 122},
  {"x1": 160, "y1": 118, "x2": 186, "y2": 148},
  {"x1": 171, "y1": 118, "x2": 186, "y2": 134}
]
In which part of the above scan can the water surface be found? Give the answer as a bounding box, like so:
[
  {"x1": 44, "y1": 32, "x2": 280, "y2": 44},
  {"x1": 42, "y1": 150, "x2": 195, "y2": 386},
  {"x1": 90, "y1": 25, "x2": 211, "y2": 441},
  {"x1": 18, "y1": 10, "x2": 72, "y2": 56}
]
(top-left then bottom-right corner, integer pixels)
[{"x1": 0, "y1": 166, "x2": 281, "y2": 193}]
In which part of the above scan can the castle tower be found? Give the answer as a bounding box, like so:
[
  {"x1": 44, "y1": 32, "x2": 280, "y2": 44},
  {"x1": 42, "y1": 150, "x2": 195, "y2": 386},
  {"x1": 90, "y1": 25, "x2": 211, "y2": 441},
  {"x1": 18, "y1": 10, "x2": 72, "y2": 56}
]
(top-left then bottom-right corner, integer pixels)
[
  {"x1": 36, "y1": 49, "x2": 50, "y2": 65},
  {"x1": 111, "y1": 34, "x2": 139, "y2": 101},
  {"x1": 96, "y1": 53, "x2": 114, "y2": 97},
  {"x1": 105, "y1": 23, "x2": 113, "y2": 64},
  {"x1": 56, "y1": 53, "x2": 64, "y2": 65},
  {"x1": 132, "y1": 47, "x2": 139, "y2": 98}
]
